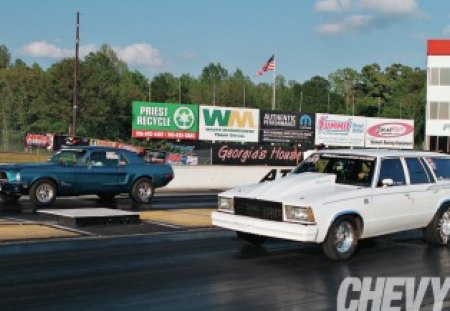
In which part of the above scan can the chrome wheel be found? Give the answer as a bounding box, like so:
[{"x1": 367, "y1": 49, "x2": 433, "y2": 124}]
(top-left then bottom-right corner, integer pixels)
[
  {"x1": 137, "y1": 183, "x2": 152, "y2": 200},
  {"x1": 30, "y1": 179, "x2": 57, "y2": 207},
  {"x1": 335, "y1": 221, "x2": 355, "y2": 254},
  {"x1": 35, "y1": 182, "x2": 54, "y2": 203},
  {"x1": 439, "y1": 210, "x2": 450, "y2": 244},
  {"x1": 131, "y1": 178, "x2": 154, "y2": 204}
]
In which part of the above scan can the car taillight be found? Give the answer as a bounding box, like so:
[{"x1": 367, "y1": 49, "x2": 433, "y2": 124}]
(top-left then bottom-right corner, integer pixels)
[{"x1": 164, "y1": 174, "x2": 174, "y2": 180}]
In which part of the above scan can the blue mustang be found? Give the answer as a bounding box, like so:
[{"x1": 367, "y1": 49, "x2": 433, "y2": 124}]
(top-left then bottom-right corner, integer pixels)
[{"x1": 0, "y1": 146, "x2": 174, "y2": 207}]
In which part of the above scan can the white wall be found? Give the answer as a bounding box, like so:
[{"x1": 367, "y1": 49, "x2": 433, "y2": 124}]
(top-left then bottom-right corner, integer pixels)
[{"x1": 162, "y1": 166, "x2": 295, "y2": 192}]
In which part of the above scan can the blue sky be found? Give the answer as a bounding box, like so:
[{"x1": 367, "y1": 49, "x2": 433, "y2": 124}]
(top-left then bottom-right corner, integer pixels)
[{"x1": 1, "y1": 0, "x2": 449, "y2": 83}]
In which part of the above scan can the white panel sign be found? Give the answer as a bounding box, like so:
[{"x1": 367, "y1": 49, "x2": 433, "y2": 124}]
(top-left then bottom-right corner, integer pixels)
[
  {"x1": 315, "y1": 113, "x2": 366, "y2": 147},
  {"x1": 426, "y1": 119, "x2": 450, "y2": 136},
  {"x1": 366, "y1": 118, "x2": 414, "y2": 149},
  {"x1": 199, "y1": 106, "x2": 260, "y2": 142}
]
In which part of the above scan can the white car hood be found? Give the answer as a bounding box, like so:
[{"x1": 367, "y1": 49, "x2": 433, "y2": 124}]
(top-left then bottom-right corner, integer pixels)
[{"x1": 222, "y1": 172, "x2": 362, "y2": 205}]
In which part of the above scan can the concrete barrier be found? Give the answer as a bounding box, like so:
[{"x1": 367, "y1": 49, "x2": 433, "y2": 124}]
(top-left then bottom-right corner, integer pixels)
[{"x1": 163, "y1": 166, "x2": 295, "y2": 192}]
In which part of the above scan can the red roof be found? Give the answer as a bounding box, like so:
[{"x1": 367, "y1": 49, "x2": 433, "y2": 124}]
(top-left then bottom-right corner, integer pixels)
[{"x1": 428, "y1": 40, "x2": 450, "y2": 55}]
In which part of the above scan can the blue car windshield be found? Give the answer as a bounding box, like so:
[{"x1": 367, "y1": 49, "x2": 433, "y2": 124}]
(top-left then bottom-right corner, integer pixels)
[{"x1": 50, "y1": 150, "x2": 87, "y2": 164}]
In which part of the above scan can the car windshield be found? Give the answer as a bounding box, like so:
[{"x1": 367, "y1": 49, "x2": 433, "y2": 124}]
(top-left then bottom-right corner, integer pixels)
[
  {"x1": 49, "y1": 150, "x2": 87, "y2": 165},
  {"x1": 293, "y1": 154, "x2": 376, "y2": 187}
]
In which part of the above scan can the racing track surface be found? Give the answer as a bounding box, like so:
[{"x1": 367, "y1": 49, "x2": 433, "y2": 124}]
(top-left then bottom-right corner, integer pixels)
[{"x1": 0, "y1": 225, "x2": 449, "y2": 310}]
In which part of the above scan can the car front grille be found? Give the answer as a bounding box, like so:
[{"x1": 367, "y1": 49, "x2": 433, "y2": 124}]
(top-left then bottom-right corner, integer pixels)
[
  {"x1": 234, "y1": 197, "x2": 283, "y2": 222},
  {"x1": 0, "y1": 172, "x2": 7, "y2": 182}
]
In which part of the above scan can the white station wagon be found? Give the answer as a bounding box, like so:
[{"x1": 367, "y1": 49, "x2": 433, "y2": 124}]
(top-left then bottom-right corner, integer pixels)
[{"x1": 212, "y1": 149, "x2": 450, "y2": 261}]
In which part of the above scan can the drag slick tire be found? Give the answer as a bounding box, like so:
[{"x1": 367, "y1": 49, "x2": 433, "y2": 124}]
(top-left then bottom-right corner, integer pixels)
[
  {"x1": 130, "y1": 178, "x2": 154, "y2": 204},
  {"x1": 424, "y1": 204, "x2": 450, "y2": 245},
  {"x1": 29, "y1": 179, "x2": 57, "y2": 207},
  {"x1": 236, "y1": 231, "x2": 267, "y2": 246},
  {"x1": 322, "y1": 216, "x2": 359, "y2": 261}
]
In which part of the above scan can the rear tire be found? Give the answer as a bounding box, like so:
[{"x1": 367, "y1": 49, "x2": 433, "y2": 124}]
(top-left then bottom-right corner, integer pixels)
[
  {"x1": 130, "y1": 178, "x2": 154, "y2": 204},
  {"x1": 424, "y1": 204, "x2": 450, "y2": 245},
  {"x1": 322, "y1": 216, "x2": 358, "y2": 261},
  {"x1": 29, "y1": 179, "x2": 56, "y2": 207},
  {"x1": 236, "y1": 231, "x2": 267, "y2": 246}
]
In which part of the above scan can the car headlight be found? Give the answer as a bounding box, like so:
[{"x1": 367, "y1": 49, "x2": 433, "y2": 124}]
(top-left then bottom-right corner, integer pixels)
[
  {"x1": 284, "y1": 205, "x2": 315, "y2": 224},
  {"x1": 218, "y1": 197, "x2": 234, "y2": 213},
  {"x1": 5, "y1": 171, "x2": 21, "y2": 182}
]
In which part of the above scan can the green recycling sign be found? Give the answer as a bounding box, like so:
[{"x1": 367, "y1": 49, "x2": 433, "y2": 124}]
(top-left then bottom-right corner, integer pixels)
[{"x1": 132, "y1": 101, "x2": 199, "y2": 140}]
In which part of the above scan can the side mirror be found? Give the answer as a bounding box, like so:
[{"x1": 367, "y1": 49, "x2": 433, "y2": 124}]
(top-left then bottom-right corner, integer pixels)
[{"x1": 381, "y1": 178, "x2": 394, "y2": 187}]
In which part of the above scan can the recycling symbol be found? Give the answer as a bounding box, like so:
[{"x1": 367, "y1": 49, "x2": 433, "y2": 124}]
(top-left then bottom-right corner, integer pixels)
[{"x1": 173, "y1": 107, "x2": 195, "y2": 130}]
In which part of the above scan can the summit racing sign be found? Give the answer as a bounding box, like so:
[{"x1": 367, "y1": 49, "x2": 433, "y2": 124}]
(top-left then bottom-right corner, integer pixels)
[
  {"x1": 315, "y1": 113, "x2": 365, "y2": 147},
  {"x1": 199, "y1": 106, "x2": 259, "y2": 142},
  {"x1": 132, "y1": 102, "x2": 199, "y2": 140}
]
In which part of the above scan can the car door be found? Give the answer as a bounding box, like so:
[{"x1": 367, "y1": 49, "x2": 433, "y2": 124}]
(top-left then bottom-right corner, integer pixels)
[
  {"x1": 405, "y1": 157, "x2": 440, "y2": 228},
  {"x1": 364, "y1": 157, "x2": 413, "y2": 237},
  {"x1": 76, "y1": 150, "x2": 126, "y2": 194}
]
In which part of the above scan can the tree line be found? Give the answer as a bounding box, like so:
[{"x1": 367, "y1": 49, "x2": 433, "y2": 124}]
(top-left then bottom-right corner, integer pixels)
[{"x1": 0, "y1": 43, "x2": 426, "y2": 146}]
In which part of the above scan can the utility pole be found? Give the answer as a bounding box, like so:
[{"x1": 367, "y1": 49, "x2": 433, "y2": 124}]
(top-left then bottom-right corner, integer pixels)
[
  {"x1": 72, "y1": 11, "x2": 80, "y2": 137},
  {"x1": 148, "y1": 80, "x2": 151, "y2": 101}
]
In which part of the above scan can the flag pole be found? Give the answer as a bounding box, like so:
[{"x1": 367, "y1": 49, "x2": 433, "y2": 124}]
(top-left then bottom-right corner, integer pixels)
[{"x1": 272, "y1": 54, "x2": 276, "y2": 110}]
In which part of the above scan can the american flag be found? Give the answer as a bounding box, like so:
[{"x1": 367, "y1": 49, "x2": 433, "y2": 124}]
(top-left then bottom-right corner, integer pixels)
[{"x1": 256, "y1": 55, "x2": 275, "y2": 77}]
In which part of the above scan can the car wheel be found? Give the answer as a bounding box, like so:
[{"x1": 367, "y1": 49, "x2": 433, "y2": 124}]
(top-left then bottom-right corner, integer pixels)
[
  {"x1": 130, "y1": 178, "x2": 154, "y2": 204},
  {"x1": 0, "y1": 193, "x2": 21, "y2": 204},
  {"x1": 236, "y1": 231, "x2": 267, "y2": 246},
  {"x1": 424, "y1": 204, "x2": 450, "y2": 245},
  {"x1": 97, "y1": 193, "x2": 117, "y2": 202},
  {"x1": 322, "y1": 216, "x2": 358, "y2": 261},
  {"x1": 29, "y1": 179, "x2": 57, "y2": 207}
]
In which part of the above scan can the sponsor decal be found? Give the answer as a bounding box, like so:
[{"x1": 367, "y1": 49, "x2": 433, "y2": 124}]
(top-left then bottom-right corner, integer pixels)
[
  {"x1": 212, "y1": 143, "x2": 301, "y2": 166},
  {"x1": 300, "y1": 114, "x2": 312, "y2": 127},
  {"x1": 199, "y1": 106, "x2": 259, "y2": 142},
  {"x1": 367, "y1": 122, "x2": 414, "y2": 138},
  {"x1": 337, "y1": 277, "x2": 450, "y2": 311},
  {"x1": 259, "y1": 110, "x2": 315, "y2": 145},
  {"x1": 318, "y1": 116, "x2": 352, "y2": 133},
  {"x1": 132, "y1": 102, "x2": 199, "y2": 140}
]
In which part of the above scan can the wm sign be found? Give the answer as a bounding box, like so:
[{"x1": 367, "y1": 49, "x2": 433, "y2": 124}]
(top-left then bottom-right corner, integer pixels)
[{"x1": 199, "y1": 106, "x2": 259, "y2": 142}]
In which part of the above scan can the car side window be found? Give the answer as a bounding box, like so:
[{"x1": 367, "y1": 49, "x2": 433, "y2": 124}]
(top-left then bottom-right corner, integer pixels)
[
  {"x1": 427, "y1": 157, "x2": 450, "y2": 180},
  {"x1": 405, "y1": 158, "x2": 430, "y2": 184},
  {"x1": 377, "y1": 158, "x2": 406, "y2": 187}
]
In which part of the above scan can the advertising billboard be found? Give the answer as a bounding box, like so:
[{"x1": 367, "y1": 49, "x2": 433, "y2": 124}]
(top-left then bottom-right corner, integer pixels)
[
  {"x1": 212, "y1": 143, "x2": 301, "y2": 166},
  {"x1": 132, "y1": 102, "x2": 199, "y2": 140},
  {"x1": 365, "y1": 118, "x2": 414, "y2": 149},
  {"x1": 259, "y1": 110, "x2": 315, "y2": 146},
  {"x1": 199, "y1": 106, "x2": 259, "y2": 142},
  {"x1": 315, "y1": 113, "x2": 366, "y2": 147}
]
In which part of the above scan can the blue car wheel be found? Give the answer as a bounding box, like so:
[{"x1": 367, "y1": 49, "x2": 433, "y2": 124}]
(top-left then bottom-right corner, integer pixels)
[
  {"x1": 29, "y1": 179, "x2": 57, "y2": 207},
  {"x1": 130, "y1": 178, "x2": 154, "y2": 204}
]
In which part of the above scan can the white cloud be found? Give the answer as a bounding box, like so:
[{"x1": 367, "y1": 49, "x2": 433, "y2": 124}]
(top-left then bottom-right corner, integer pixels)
[
  {"x1": 359, "y1": 0, "x2": 419, "y2": 16},
  {"x1": 115, "y1": 43, "x2": 163, "y2": 71},
  {"x1": 444, "y1": 25, "x2": 450, "y2": 36},
  {"x1": 19, "y1": 41, "x2": 164, "y2": 72},
  {"x1": 315, "y1": 0, "x2": 352, "y2": 12},
  {"x1": 318, "y1": 14, "x2": 374, "y2": 35},
  {"x1": 20, "y1": 41, "x2": 96, "y2": 58},
  {"x1": 181, "y1": 52, "x2": 197, "y2": 61}
]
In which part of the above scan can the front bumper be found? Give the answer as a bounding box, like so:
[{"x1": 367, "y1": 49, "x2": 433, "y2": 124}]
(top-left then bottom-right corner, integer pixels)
[
  {"x1": 211, "y1": 211, "x2": 319, "y2": 243},
  {"x1": 0, "y1": 182, "x2": 25, "y2": 196}
]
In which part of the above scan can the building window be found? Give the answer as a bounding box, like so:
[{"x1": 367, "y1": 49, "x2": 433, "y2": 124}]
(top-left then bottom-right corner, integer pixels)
[
  {"x1": 440, "y1": 102, "x2": 450, "y2": 119},
  {"x1": 430, "y1": 102, "x2": 438, "y2": 119},
  {"x1": 441, "y1": 68, "x2": 450, "y2": 85},
  {"x1": 430, "y1": 68, "x2": 439, "y2": 85}
]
